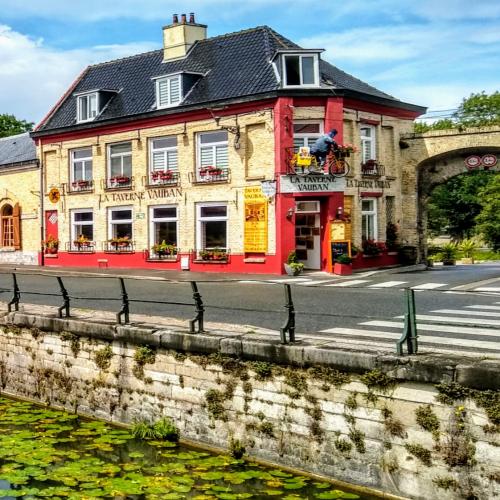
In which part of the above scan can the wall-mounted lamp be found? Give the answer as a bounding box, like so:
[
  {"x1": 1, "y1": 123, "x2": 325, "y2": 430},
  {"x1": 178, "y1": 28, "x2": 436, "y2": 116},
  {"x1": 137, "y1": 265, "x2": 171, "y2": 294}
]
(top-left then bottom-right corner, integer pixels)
[
  {"x1": 336, "y1": 206, "x2": 343, "y2": 219},
  {"x1": 286, "y1": 207, "x2": 294, "y2": 220}
]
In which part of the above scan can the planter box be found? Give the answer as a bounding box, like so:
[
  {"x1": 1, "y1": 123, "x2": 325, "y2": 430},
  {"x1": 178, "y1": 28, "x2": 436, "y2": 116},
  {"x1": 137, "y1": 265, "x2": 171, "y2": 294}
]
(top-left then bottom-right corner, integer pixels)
[
  {"x1": 442, "y1": 259, "x2": 456, "y2": 266},
  {"x1": 333, "y1": 263, "x2": 352, "y2": 275}
]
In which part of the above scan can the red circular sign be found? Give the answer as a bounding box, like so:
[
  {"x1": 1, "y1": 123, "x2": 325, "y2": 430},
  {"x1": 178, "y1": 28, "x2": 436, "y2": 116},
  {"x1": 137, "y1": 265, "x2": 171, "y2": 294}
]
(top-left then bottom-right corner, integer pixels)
[
  {"x1": 482, "y1": 154, "x2": 498, "y2": 169},
  {"x1": 464, "y1": 155, "x2": 481, "y2": 170}
]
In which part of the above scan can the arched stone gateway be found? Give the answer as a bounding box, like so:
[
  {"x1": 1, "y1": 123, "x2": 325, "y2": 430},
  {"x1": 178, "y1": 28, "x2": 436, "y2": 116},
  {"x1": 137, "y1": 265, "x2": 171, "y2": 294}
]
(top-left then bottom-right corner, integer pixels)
[{"x1": 399, "y1": 126, "x2": 500, "y2": 261}]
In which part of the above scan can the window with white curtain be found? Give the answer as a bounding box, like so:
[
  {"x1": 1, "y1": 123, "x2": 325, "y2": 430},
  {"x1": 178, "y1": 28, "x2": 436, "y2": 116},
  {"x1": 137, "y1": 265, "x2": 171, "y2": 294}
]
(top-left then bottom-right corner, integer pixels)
[
  {"x1": 149, "y1": 205, "x2": 178, "y2": 250},
  {"x1": 77, "y1": 93, "x2": 98, "y2": 122},
  {"x1": 156, "y1": 75, "x2": 182, "y2": 108},
  {"x1": 361, "y1": 198, "x2": 378, "y2": 240},
  {"x1": 70, "y1": 148, "x2": 93, "y2": 183},
  {"x1": 150, "y1": 137, "x2": 178, "y2": 171},
  {"x1": 293, "y1": 121, "x2": 323, "y2": 152},
  {"x1": 360, "y1": 125, "x2": 376, "y2": 164},
  {"x1": 197, "y1": 131, "x2": 228, "y2": 178}
]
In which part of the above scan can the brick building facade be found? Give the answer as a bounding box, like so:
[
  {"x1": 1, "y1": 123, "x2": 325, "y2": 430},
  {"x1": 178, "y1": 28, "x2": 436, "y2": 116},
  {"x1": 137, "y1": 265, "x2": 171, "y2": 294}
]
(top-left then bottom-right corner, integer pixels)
[{"x1": 31, "y1": 15, "x2": 425, "y2": 274}]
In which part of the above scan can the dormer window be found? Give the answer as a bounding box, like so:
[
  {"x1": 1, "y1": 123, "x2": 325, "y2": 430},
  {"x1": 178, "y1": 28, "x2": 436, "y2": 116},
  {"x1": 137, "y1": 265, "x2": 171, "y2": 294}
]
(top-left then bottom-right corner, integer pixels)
[
  {"x1": 282, "y1": 54, "x2": 319, "y2": 87},
  {"x1": 156, "y1": 75, "x2": 182, "y2": 108},
  {"x1": 77, "y1": 92, "x2": 99, "y2": 123}
]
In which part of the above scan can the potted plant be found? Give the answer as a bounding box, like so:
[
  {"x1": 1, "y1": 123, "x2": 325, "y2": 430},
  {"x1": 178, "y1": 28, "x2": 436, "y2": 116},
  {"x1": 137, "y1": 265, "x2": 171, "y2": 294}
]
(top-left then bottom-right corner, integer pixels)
[
  {"x1": 459, "y1": 238, "x2": 477, "y2": 264},
  {"x1": 386, "y1": 223, "x2": 399, "y2": 251},
  {"x1": 284, "y1": 250, "x2": 304, "y2": 276},
  {"x1": 333, "y1": 253, "x2": 353, "y2": 275},
  {"x1": 109, "y1": 236, "x2": 131, "y2": 251},
  {"x1": 362, "y1": 239, "x2": 382, "y2": 257},
  {"x1": 74, "y1": 234, "x2": 90, "y2": 250},
  {"x1": 43, "y1": 234, "x2": 59, "y2": 254},
  {"x1": 152, "y1": 241, "x2": 177, "y2": 258},
  {"x1": 440, "y1": 242, "x2": 458, "y2": 265}
]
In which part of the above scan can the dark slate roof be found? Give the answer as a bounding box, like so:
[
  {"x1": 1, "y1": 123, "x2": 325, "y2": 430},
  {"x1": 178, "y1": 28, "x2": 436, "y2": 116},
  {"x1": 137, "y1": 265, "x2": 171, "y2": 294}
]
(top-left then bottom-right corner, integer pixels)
[
  {"x1": 0, "y1": 133, "x2": 37, "y2": 168},
  {"x1": 36, "y1": 26, "x2": 423, "y2": 134}
]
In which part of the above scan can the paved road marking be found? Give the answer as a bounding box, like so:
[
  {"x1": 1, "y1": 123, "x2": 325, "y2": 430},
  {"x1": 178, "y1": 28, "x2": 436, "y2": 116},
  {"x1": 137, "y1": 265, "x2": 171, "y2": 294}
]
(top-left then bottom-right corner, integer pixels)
[
  {"x1": 368, "y1": 281, "x2": 407, "y2": 288},
  {"x1": 474, "y1": 287, "x2": 500, "y2": 292},
  {"x1": 466, "y1": 305, "x2": 500, "y2": 311},
  {"x1": 325, "y1": 279, "x2": 371, "y2": 287},
  {"x1": 298, "y1": 280, "x2": 340, "y2": 286},
  {"x1": 322, "y1": 337, "x2": 500, "y2": 358},
  {"x1": 321, "y1": 327, "x2": 500, "y2": 350},
  {"x1": 361, "y1": 320, "x2": 500, "y2": 337},
  {"x1": 432, "y1": 309, "x2": 500, "y2": 318},
  {"x1": 395, "y1": 314, "x2": 500, "y2": 327},
  {"x1": 268, "y1": 278, "x2": 312, "y2": 284},
  {"x1": 412, "y1": 282, "x2": 447, "y2": 290},
  {"x1": 451, "y1": 276, "x2": 500, "y2": 291}
]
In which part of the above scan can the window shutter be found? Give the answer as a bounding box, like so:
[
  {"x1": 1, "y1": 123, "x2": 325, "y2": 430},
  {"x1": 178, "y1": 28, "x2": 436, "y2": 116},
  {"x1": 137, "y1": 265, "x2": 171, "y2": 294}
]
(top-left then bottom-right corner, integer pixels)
[
  {"x1": 215, "y1": 145, "x2": 228, "y2": 168},
  {"x1": 166, "y1": 150, "x2": 178, "y2": 170},
  {"x1": 200, "y1": 147, "x2": 213, "y2": 167},
  {"x1": 152, "y1": 151, "x2": 166, "y2": 171},
  {"x1": 158, "y1": 79, "x2": 169, "y2": 107},
  {"x1": 169, "y1": 77, "x2": 181, "y2": 104},
  {"x1": 12, "y1": 203, "x2": 21, "y2": 250}
]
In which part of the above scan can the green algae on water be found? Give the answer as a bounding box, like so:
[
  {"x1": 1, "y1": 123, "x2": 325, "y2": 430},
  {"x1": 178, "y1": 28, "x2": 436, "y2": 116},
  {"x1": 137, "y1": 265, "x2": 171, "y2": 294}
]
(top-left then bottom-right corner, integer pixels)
[{"x1": 0, "y1": 397, "x2": 364, "y2": 499}]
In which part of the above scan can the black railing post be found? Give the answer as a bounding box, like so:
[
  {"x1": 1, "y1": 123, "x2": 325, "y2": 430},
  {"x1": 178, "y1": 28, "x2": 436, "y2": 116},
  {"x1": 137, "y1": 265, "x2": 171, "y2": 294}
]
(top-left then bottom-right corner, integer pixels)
[
  {"x1": 189, "y1": 281, "x2": 205, "y2": 334},
  {"x1": 7, "y1": 273, "x2": 20, "y2": 312},
  {"x1": 280, "y1": 284, "x2": 295, "y2": 344},
  {"x1": 116, "y1": 277, "x2": 130, "y2": 324},
  {"x1": 396, "y1": 288, "x2": 418, "y2": 355},
  {"x1": 56, "y1": 276, "x2": 70, "y2": 318}
]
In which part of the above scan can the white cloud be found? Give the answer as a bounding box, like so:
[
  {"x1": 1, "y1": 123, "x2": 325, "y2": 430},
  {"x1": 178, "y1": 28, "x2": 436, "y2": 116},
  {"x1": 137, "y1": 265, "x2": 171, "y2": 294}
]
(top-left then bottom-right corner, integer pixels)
[{"x1": 0, "y1": 25, "x2": 155, "y2": 122}]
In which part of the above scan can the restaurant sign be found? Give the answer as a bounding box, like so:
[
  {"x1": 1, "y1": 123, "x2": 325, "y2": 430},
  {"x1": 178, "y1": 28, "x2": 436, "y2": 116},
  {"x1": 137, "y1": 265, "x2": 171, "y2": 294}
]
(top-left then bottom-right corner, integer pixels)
[
  {"x1": 280, "y1": 175, "x2": 346, "y2": 193},
  {"x1": 244, "y1": 186, "x2": 268, "y2": 253}
]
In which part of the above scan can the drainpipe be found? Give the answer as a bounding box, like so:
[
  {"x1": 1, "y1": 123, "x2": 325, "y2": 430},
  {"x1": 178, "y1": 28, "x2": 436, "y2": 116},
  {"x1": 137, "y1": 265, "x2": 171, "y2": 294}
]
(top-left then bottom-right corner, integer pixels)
[{"x1": 39, "y1": 140, "x2": 45, "y2": 267}]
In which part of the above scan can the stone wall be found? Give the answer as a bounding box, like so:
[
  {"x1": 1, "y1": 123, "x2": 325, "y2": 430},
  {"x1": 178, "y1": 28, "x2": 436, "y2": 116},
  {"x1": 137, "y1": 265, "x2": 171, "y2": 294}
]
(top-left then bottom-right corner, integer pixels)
[{"x1": 0, "y1": 311, "x2": 499, "y2": 500}]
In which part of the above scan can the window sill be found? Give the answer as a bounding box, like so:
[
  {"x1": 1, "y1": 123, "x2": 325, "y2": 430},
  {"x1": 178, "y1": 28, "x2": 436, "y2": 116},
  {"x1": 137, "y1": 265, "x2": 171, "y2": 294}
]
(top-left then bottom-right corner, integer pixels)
[
  {"x1": 104, "y1": 250, "x2": 135, "y2": 254},
  {"x1": 244, "y1": 257, "x2": 266, "y2": 263},
  {"x1": 146, "y1": 258, "x2": 178, "y2": 263},
  {"x1": 0, "y1": 247, "x2": 16, "y2": 252},
  {"x1": 68, "y1": 188, "x2": 94, "y2": 195},
  {"x1": 193, "y1": 259, "x2": 229, "y2": 264},
  {"x1": 44, "y1": 254, "x2": 59, "y2": 259},
  {"x1": 68, "y1": 250, "x2": 96, "y2": 254}
]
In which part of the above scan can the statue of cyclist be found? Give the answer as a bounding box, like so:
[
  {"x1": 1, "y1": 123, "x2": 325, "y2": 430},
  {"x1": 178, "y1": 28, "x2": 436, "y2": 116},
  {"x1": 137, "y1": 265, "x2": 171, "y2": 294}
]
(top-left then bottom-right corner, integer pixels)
[{"x1": 310, "y1": 129, "x2": 339, "y2": 170}]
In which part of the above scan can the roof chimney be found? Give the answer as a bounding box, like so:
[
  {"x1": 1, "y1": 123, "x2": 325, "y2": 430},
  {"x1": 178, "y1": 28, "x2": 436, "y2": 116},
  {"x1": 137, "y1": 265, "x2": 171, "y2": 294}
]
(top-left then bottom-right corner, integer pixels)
[{"x1": 162, "y1": 13, "x2": 207, "y2": 61}]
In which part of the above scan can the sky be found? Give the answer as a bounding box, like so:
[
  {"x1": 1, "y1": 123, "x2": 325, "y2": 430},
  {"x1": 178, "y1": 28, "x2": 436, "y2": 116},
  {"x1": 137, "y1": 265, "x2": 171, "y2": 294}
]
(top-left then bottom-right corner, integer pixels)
[{"x1": 0, "y1": 0, "x2": 499, "y2": 124}]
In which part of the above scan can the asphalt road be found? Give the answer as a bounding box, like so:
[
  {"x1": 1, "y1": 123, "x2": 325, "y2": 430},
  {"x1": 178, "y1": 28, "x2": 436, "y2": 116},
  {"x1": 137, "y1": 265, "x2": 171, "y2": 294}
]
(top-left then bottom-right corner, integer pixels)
[{"x1": 0, "y1": 263, "x2": 498, "y2": 337}]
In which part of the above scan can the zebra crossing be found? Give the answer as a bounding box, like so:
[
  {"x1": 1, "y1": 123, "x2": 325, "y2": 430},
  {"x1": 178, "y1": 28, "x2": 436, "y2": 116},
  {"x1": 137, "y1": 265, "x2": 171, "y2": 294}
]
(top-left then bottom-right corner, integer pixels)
[
  {"x1": 320, "y1": 301, "x2": 500, "y2": 358},
  {"x1": 239, "y1": 276, "x2": 500, "y2": 292}
]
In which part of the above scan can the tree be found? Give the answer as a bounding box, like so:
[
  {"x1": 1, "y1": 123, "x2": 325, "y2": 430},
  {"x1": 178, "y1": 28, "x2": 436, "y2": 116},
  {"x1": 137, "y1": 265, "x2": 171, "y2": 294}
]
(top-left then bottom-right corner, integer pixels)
[
  {"x1": 426, "y1": 171, "x2": 495, "y2": 240},
  {"x1": 415, "y1": 91, "x2": 500, "y2": 133},
  {"x1": 475, "y1": 175, "x2": 500, "y2": 251},
  {"x1": 0, "y1": 114, "x2": 34, "y2": 138}
]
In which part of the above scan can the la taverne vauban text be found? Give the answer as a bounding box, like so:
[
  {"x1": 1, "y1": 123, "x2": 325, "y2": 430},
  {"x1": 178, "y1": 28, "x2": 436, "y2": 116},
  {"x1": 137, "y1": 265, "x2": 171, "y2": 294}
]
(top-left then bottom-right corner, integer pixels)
[{"x1": 102, "y1": 188, "x2": 182, "y2": 202}]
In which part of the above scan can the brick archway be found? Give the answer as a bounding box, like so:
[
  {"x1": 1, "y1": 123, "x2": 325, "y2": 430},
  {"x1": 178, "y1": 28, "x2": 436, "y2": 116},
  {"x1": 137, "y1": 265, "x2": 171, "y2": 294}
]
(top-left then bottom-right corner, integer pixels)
[{"x1": 399, "y1": 126, "x2": 500, "y2": 262}]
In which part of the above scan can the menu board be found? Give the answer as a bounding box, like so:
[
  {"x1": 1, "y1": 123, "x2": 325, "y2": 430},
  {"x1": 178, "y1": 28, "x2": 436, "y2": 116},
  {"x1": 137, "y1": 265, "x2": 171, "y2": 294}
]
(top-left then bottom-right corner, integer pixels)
[
  {"x1": 244, "y1": 186, "x2": 268, "y2": 253},
  {"x1": 331, "y1": 240, "x2": 351, "y2": 261},
  {"x1": 331, "y1": 221, "x2": 346, "y2": 241}
]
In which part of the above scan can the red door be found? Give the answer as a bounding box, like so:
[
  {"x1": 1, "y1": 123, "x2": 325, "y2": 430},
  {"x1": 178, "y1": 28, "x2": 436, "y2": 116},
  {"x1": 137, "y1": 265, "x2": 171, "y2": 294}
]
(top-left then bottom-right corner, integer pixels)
[{"x1": 45, "y1": 210, "x2": 59, "y2": 249}]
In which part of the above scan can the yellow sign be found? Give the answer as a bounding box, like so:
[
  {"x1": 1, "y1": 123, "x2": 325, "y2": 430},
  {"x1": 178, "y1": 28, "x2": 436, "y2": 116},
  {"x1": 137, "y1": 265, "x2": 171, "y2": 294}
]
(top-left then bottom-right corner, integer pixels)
[
  {"x1": 331, "y1": 221, "x2": 346, "y2": 241},
  {"x1": 48, "y1": 188, "x2": 60, "y2": 204},
  {"x1": 244, "y1": 186, "x2": 267, "y2": 253}
]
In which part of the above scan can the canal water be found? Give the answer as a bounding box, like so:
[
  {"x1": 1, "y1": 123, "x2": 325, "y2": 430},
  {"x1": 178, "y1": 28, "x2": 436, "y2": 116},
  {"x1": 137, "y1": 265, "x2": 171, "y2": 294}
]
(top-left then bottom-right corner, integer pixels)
[{"x1": 0, "y1": 396, "x2": 368, "y2": 499}]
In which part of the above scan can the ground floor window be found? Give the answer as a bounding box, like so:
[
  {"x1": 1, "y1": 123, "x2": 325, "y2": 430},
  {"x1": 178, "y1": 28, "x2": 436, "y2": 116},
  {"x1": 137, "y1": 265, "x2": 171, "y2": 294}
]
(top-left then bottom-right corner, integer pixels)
[
  {"x1": 196, "y1": 203, "x2": 228, "y2": 260},
  {"x1": 149, "y1": 205, "x2": 177, "y2": 257},
  {"x1": 71, "y1": 209, "x2": 94, "y2": 251},
  {"x1": 361, "y1": 198, "x2": 378, "y2": 241},
  {"x1": 1, "y1": 205, "x2": 14, "y2": 247},
  {"x1": 108, "y1": 206, "x2": 133, "y2": 250}
]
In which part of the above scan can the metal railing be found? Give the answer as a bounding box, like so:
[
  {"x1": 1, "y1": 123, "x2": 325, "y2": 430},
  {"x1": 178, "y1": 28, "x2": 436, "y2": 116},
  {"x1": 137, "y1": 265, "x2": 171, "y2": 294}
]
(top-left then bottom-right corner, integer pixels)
[
  {"x1": 103, "y1": 240, "x2": 135, "y2": 253},
  {"x1": 104, "y1": 176, "x2": 134, "y2": 190},
  {"x1": 0, "y1": 272, "x2": 494, "y2": 355},
  {"x1": 145, "y1": 171, "x2": 180, "y2": 187},
  {"x1": 190, "y1": 168, "x2": 230, "y2": 184},
  {"x1": 67, "y1": 179, "x2": 94, "y2": 193},
  {"x1": 361, "y1": 161, "x2": 385, "y2": 177},
  {"x1": 66, "y1": 241, "x2": 97, "y2": 253}
]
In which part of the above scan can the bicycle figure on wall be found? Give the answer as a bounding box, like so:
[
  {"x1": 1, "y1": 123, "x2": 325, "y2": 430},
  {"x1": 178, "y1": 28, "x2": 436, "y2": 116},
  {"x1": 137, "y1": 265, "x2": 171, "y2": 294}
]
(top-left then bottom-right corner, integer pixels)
[{"x1": 286, "y1": 129, "x2": 356, "y2": 177}]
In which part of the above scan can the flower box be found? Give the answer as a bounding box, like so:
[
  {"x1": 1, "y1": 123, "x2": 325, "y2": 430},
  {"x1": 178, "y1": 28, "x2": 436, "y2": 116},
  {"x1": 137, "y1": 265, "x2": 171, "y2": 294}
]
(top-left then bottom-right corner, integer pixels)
[
  {"x1": 110, "y1": 176, "x2": 131, "y2": 185},
  {"x1": 333, "y1": 263, "x2": 352, "y2": 275}
]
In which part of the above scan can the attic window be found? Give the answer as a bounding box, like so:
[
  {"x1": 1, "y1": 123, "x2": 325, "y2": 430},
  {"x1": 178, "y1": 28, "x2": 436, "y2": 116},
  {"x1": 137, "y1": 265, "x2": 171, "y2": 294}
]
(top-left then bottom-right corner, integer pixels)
[
  {"x1": 77, "y1": 92, "x2": 99, "y2": 123},
  {"x1": 283, "y1": 54, "x2": 319, "y2": 87},
  {"x1": 156, "y1": 75, "x2": 182, "y2": 108}
]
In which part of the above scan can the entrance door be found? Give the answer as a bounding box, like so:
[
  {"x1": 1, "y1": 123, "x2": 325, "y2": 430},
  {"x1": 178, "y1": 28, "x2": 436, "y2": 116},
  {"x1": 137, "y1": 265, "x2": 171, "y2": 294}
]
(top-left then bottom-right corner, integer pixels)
[
  {"x1": 295, "y1": 201, "x2": 321, "y2": 269},
  {"x1": 45, "y1": 210, "x2": 58, "y2": 242}
]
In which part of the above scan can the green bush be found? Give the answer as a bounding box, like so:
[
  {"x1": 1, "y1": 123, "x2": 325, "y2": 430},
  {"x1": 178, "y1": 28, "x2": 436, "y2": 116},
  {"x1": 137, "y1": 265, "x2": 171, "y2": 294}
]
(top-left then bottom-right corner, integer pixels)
[
  {"x1": 336, "y1": 253, "x2": 352, "y2": 264},
  {"x1": 132, "y1": 417, "x2": 179, "y2": 442},
  {"x1": 459, "y1": 238, "x2": 477, "y2": 258}
]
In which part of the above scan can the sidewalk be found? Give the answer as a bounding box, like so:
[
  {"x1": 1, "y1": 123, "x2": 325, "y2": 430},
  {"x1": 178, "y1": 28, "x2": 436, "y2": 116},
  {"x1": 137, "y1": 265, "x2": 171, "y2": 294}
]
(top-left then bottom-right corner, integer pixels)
[{"x1": 0, "y1": 262, "x2": 427, "y2": 282}]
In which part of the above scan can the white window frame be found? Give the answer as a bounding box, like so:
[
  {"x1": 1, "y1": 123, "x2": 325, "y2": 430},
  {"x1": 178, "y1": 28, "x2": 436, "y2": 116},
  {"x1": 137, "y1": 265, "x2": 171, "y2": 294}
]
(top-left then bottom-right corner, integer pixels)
[
  {"x1": 76, "y1": 92, "x2": 99, "y2": 123},
  {"x1": 108, "y1": 142, "x2": 132, "y2": 180},
  {"x1": 70, "y1": 209, "x2": 94, "y2": 243},
  {"x1": 108, "y1": 206, "x2": 133, "y2": 240},
  {"x1": 149, "y1": 137, "x2": 178, "y2": 173},
  {"x1": 293, "y1": 120, "x2": 323, "y2": 151},
  {"x1": 196, "y1": 202, "x2": 228, "y2": 251},
  {"x1": 282, "y1": 54, "x2": 320, "y2": 88},
  {"x1": 70, "y1": 148, "x2": 93, "y2": 183},
  {"x1": 149, "y1": 204, "x2": 178, "y2": 250},
  {"x1": 361, "y1": 198, "x2": 378, "y2": 241},
  {"x1": 155, "y1": 74, "x2": 182, "y2": 109},
  {"x1": 360, "y1": 125, "x2": 376, "y2": 164},
  {"x1": 197, "y1": 131, "x2": 229, "y2": 178}
]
